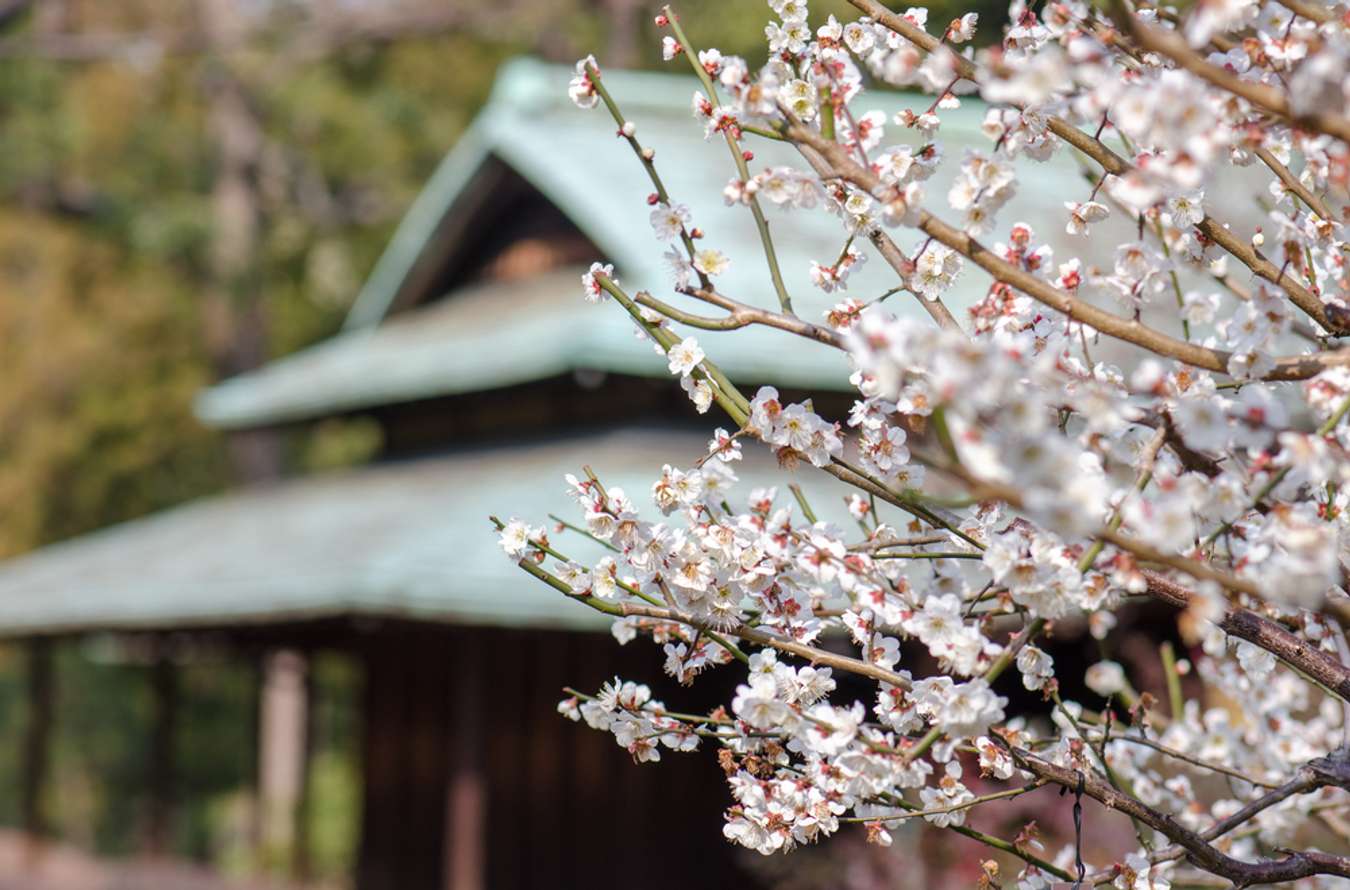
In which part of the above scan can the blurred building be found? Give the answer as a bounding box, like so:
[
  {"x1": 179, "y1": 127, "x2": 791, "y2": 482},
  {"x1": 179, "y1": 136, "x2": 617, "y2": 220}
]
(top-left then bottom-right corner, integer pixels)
[{"x1": 0, "y1": 59, "x2": 1082, "y2": 889}]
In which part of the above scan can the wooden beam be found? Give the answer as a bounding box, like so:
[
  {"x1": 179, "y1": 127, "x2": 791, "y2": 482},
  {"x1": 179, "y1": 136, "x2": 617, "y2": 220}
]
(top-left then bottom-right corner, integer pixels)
[
  {"x1": 442, "y1": 632, "x2": 484, "y2": 890},
  {"x1": 292, "y1": 653, "x2": 316, "y2": 883}
]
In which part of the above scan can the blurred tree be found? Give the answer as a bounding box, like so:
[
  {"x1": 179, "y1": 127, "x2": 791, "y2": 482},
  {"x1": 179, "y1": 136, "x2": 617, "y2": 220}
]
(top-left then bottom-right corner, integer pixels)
[
  {"x1": 0, "y1": 213, "x2": 222, "y2": 556},
  {"x1": 0, "y1": 0, "x2": 525, "y2": 867}
]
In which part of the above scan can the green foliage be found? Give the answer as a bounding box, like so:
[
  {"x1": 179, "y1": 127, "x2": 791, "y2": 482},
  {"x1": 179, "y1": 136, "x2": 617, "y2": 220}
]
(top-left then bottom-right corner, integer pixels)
[
  {"x1": 0, "y1": 26, "x2": 526, "y2": 559},
  {"x1": 173, "y1": 653, "x2": 259, "y2": 861},
  {"x1": 0, "y1": 647, "x2": 24, "y2": 827},
  {"x1": 303, "y1": 655, "x2": 363, "y2": 881},
  {"x1": 0, "y1": 213, "x2": 224, "y2": 556},
  {"x1": 0, "y1": 6, "x2": 527, "y2": 871},
  {"x1": 48, "y1": 641, "x2": 156, "y2": 855}
]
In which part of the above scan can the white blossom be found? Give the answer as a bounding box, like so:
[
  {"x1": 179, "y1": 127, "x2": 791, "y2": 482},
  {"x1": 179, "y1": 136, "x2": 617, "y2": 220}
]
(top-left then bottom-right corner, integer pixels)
[
  {"x1": 567, "y1": 56, "x2": 600, "y2": 109},
  {"x1": 911, "y1": 244, "x2": 961, "y2": 299},
  {"x1": 581, "y1": 262, "x2": 614, "y2": 303},
  {"x1": 649, "y1": 203, "x2": 691, "y2": 241},
  {"x1": 667, "y1": 337, "x2": 705, "y2": 376}
]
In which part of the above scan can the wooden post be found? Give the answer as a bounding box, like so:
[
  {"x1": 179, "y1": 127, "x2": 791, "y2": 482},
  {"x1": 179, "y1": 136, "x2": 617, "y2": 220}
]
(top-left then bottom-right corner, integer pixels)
[
  {"x1": 246, "y1": 653, "x2": 264, "y2": 866},
  {"x1": 442, "y1": 632, "x2": 484, "y2": 890},
  {"x1": 291, "y1": 653, "x2": 316, "y2": 883},
  {"x1": 21, "y1": 638, "x2": 53, "y2": 849},
  {"x1": 147, "y1": 642, "x2": 178, "y2": 857},
  {"x1": 258, "y1": 649, "x2": 307, "y2": 870},
  {"x1": 355, "y1": 646, "x2": 392, "y2": 890}
]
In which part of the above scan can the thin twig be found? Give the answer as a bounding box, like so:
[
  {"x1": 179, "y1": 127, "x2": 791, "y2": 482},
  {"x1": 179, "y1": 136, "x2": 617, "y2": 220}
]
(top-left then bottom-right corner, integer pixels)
[{"x1": 664, "y1": 7, "x2": 796, "y2": 314}]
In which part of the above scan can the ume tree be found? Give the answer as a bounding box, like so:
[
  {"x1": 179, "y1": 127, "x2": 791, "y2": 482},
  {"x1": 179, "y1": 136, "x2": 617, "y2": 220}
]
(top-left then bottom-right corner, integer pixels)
[{"x1": 496, "y1": 1, "x2": 1350, "y2": 886}]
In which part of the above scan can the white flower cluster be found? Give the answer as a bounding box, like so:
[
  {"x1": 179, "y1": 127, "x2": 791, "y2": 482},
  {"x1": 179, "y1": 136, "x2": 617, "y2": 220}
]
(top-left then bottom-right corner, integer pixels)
[
  {"x1": 746, "y1": 386, "x2": 842, "y2": 468},
  {"x1": 948, "y1": 150, "x2": 1016, "y2": 236},
  {"x1": 558, "y1": 678, "x2": 699, "y2": 762},
  {"x1": 535, "y1": 0, "x2": 1350, "y2": 885},
  {"x1": 809, "y1": 242, "x2": 866, "y2": 293}
]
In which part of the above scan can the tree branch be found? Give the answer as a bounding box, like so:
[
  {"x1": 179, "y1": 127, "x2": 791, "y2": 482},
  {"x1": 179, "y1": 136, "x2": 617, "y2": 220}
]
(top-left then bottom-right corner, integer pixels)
[
  {"x1": 1141, "y1": 570, "x2": 1350, "y2": 702},
  {"x1": 867, "y1": 227, "x2": 966, "y2": 334},
  {"x1": 846, "y1": 0, "x2": 1348, "y2": 336},
  {"x1": 789, "y1": 139, "x2": 967, "y2": 334},
  {"x1": 666, "y1": 287, "x2": 848, "y2": 348},
  {"x1": 615, "y1": 601, "x2": 915, "y2": 690},
  {"x1": 1274, "y1": 0, "x2": 1333, "y2": 23},
  {"x1": 1003, "y1": 740, "x2": 1350, "y2": 885},
  {"x1": 664, "y1": 6, "x2": 796, "y2": 314},
  {"x1": 1121, "y1": 11, "x2": 1350, "y2": 145},
  {"x1": 789, "y1": 122, "x2": 1350, "y2": 380},
  {"x1": 1254, "y1": 144, "x2": 1336, "y2": 223}
]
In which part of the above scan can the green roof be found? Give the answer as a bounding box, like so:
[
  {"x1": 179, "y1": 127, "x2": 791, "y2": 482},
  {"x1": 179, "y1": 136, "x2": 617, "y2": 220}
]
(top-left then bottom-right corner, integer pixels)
[
  {"x1": 0, "y1": 428, "x2": 858, "y2": 636},
  {"x1": 195, "y1": 57, "x2": 1091, "y2": 430}
]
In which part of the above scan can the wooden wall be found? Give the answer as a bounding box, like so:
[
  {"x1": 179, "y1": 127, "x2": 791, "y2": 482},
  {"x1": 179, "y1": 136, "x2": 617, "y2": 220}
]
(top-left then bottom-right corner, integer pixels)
[{"x1": 355, "y1": 625, "x2": 757, "y2": 890}]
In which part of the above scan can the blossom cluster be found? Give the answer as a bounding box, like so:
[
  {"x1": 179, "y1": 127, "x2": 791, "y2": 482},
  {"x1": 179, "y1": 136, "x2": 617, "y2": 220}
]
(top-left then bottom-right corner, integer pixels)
[{"x1": 502, "y1": 0, "x2": 1350, "y2": 886}]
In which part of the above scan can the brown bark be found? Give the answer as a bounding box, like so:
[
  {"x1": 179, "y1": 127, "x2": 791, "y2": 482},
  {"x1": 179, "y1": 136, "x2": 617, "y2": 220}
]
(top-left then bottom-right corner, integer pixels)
[
  {"x1": 1222, "y1": 607, "x2": 1350, "y2": 700},
  {"x1": 1141, "y1": 570, "x2": 1350, "y2": 702},
  {"x1": 201, "y1": 0, "x2": 282, "y2": 482},
  {"x1": 1122, "y1": 10, "x2": 1350, "y2": 145}
]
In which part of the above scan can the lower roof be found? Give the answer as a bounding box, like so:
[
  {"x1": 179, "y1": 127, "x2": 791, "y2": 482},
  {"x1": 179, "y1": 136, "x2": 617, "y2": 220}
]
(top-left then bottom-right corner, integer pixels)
[{"x1": 0, "y1": 426, "x2": 853, "y2": 637}]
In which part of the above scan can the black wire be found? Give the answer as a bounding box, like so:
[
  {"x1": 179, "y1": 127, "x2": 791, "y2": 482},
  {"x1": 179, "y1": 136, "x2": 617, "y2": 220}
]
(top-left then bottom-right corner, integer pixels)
[{"x1": 1072, "y1": 771, "x2": 1086, "y2": 889}]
